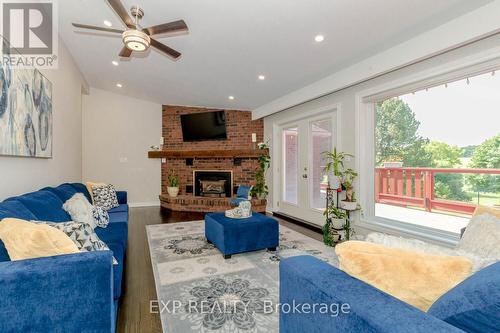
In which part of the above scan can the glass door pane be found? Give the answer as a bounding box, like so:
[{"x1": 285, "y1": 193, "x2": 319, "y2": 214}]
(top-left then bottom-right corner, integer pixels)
[
  {"x1": 309, "y1": 119, "x2": 332, "y2": 210},
  {"x1": 283, "y1": 127, "x2": 299, "y2": 204}
]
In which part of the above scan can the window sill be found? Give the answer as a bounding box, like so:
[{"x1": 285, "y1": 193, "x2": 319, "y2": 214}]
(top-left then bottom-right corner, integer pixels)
[{"x1": 356, "y1": 216, "x2": 462, "y2": 248}]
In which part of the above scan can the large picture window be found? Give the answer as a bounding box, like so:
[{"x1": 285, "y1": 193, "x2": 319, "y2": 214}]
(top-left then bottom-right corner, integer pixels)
[{"x1": 373, "y1": 71, "x2": 499, "y2": 234}]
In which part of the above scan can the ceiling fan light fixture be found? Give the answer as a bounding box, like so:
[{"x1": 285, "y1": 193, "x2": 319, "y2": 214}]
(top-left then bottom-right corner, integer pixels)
[{"x1": 122, "y1": 30, "x2": 150, "y2": 52}]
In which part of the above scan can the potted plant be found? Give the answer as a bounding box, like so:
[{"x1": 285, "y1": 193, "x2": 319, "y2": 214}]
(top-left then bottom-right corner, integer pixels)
[
  {"x1": 323, "y1": 205, "x2": 347, "y2": 246},
  {"x1": 250, "y1": 142, "x2": 270, "y2": 199},
  {"x1": 340, "y1": 168, "x2": 358, "y2": 210},
  {"x1": 322, "y1": 220, "x2": 340, "y2": 246},
  {"x1": 167, "y1": 169, "x2": 180, "y2": 198},
  {"x1": 323, "y1": 148, "x2": 353, "y2": 190},
  {"x1": 325, "y1": 205, "x2": 348, "y2": 229}
]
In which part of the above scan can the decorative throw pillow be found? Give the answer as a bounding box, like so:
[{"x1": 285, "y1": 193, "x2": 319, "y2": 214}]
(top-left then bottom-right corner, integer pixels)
[
  {"x1": 38, "y1": 221, "x2": 117, "y2": 264},
  {"x1": 457, "y1": 213, "x2": 500, "y2": 261},
  {"x1": 472, "y1": 205, "x2": 500, "y2": 218},
  {"x1": 85, "y1": 181, "x2": 106, "y2": 204},
  {"x1": 336, "y1": 240, "x2": 472, "y2": 312},
  {"x1": 91, "y1": 184, "x2": 119, "y2": 211},
  {"x1": 0, "y1": 218, "x2": 80, "y2": 261},
  {"x1": 62, "y1": 193, "x2": 96, "y2": 229},
  {"x1": 92, "y1": 206, "x2": 109, "y2": 228}
]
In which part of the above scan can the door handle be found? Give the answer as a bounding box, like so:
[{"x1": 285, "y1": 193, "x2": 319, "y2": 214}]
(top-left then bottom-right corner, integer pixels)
[{"x1": 302, "y1": 174, "x2": 308, "y2": 179}]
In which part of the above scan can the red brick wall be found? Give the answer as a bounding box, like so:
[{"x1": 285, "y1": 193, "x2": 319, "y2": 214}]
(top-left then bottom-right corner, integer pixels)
[
  {"x1": 162, "y1": 105, "x2": 264, "y2": 150},
  {"x1": 161, "y1": 105, "x2": 264, "y2": 196}
]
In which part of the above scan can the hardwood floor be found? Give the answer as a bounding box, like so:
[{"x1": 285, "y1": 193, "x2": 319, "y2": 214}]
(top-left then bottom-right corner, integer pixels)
[{"x1": 116, "y1": 207, "x2": 322, "y2": 333}]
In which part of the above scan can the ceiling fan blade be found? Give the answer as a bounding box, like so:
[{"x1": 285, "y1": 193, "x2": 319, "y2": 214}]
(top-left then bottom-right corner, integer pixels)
[
  {"x1": 142, "y1": 20, "x2": 188, "y2": 36},
  {"x1": 150, "y1": 38, "x2": 181, "y2": 59},
  {"x1": 106, "y1": 0, "x2": 135, "y2": 28},
  {"x1": 72, "y1": 23, "x2": 123, "y2": 34},
  {"x1": 118, "y1": 46, "x2": 132, "y2": 58}
]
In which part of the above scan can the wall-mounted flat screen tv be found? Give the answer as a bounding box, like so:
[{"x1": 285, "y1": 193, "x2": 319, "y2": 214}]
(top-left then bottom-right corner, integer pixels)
[{"x1": 180, "y1": 110, "x2": 227, "y2": 141}]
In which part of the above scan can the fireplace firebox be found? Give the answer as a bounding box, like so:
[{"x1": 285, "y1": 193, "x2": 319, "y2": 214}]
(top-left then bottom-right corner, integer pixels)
[{"x1": 193, "y1": 170, "x2": 233, "y2": 197}]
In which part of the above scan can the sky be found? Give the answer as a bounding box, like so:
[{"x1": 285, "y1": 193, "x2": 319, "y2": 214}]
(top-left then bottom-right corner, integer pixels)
[{"x1": 400, "y1": 71, "x2": 500, "y2": 147}]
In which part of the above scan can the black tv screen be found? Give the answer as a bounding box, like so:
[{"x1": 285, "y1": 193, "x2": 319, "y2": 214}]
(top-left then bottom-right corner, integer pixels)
[{"x1": 180, "y1": 110, "x2": 227, "y2": 141}]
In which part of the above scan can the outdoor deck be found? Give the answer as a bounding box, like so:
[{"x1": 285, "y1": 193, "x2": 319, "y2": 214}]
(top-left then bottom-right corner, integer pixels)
[
  {"x1": 374, "y1": 166, "x2": 499, "y2": 233},
  {"x1": 375, "y1": 203, "x2": 469, "y2": 233}
]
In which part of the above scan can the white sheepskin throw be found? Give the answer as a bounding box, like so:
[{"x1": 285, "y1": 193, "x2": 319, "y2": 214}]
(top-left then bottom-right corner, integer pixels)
[
  {"x1": 457, "y1": 213, "x2": 500, "y2": 262},
  {"x1": 62, "y1": 193, "x2": 96, "y2": 229},
  {"x1": 365, "y1": 232, "x2": 454, "y2": 255}
]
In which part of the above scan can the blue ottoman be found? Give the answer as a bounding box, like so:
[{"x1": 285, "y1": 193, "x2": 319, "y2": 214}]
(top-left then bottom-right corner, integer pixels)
[{"x1": 205, "y1": 212, "x2": 279, "y2": 259}]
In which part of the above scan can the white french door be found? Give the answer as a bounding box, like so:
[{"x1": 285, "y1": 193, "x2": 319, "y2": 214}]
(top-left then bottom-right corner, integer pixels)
[{"x1": 278, "y1": 111, "x2": 337, "y2": 226}]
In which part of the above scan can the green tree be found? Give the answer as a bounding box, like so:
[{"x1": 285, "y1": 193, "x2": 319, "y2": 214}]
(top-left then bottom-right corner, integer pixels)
[
  {"x1": 425, "y1": 141, "x2": 469, "y2": 201},
  {"x1": 461, "y1": 145, "x2": 478, "y2": 158},
  {"x1": 467, "y1": 134, "x2": 500, "y2": 194},
  {"x1": 425, "y1": 141, "x2": 462, "y2": 168},
  {"x1": 376, "y1": 98, "x2": 431, "y2": 167}
]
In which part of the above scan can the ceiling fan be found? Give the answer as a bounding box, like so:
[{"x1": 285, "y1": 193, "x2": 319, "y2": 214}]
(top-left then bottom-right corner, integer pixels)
[{"x1": 72, "y1": 0, "x2": 188, "y2": 60}]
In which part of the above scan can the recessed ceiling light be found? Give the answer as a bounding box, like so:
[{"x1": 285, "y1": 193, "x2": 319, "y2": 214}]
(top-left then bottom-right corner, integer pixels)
[
  {"x1": 116, "y1": 83, "x2": 122, "y2": 88},
  {"x1": 112, "y1": 61, "x2": 119, "y2": 66},
  {"x1": 103, "y1": 20, "x2": 112, "y2": 27},
  {"x1": 314, "y1": 34, "x2": 324, "y2": 43},
  {"x1": 258, "y1": 75, "x2": 265, "y2": 80},
  {"x1": 228, "y1": 96, "x2": 235, "y2": 100}
]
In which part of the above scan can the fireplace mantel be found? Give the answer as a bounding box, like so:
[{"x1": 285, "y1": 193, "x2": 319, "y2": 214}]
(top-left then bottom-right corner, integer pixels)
[{"x1": 148, "y1": 149, "x2": 268, "y2": 159}]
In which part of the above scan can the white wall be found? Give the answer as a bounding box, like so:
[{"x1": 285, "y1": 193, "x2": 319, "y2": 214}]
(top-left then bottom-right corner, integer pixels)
[
  {"x1": 0, "y1": 39, "x2": 87, "y2": 200},
  {"x1": 82, "y1": 88, "x2": 162, "y2": 206},
  {"x1": 264, "y1": 33, "x2": 500, "y2": 240}
]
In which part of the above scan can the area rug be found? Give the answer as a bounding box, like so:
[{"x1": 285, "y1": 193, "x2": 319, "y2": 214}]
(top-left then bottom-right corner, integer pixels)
[{"x1": 146, "y1": 220, "x2": 338, "y2": 333}]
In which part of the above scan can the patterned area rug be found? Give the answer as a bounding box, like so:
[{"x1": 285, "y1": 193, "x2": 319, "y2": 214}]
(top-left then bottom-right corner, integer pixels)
[{"x1": 146, "y1": 220, "x2": 338, "y2": 333}]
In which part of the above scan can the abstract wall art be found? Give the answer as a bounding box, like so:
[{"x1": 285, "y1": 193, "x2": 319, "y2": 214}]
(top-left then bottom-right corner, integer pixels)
[{"x1": 0, "y1": 37, "x2": 53, "y2": 158}]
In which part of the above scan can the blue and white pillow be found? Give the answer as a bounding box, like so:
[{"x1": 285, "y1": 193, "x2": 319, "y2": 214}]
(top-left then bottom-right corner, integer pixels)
[
  {"x1": 35, "y1": 221, "x2": 117, "y2": 264},
  {"x1": 92, "y1": 206, "x2": 109, "y2": 228},
  {"x1": 92, "y1": 184, "x2": 119, "y2": 211}
]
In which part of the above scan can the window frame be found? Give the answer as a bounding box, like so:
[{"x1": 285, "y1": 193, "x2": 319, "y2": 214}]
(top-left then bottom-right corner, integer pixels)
[{"x1": 355, "y1": 56, "x2": 500, "y2": 246}]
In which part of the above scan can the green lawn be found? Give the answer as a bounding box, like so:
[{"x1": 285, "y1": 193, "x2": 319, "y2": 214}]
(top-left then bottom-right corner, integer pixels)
[{"x1": 465, "y1": 191, "x2": 500, "y2": 207}]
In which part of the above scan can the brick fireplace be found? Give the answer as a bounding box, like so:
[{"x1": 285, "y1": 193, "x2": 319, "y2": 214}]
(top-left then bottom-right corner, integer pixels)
[
  {"x1": 153, "y1": 105, "x2": 267, "y2": 212},
  {"x1": 194, "y1": 170, "x2": 233, "y2": 197}
]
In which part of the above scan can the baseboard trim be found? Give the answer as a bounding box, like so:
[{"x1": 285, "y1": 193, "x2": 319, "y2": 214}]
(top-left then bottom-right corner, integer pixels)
[
  {"x1": 129, "y1": 201, "x2": 161, "y2": 208},
  {"x1": 272, "y1": 212, "x2": 322, "y2": 234}
]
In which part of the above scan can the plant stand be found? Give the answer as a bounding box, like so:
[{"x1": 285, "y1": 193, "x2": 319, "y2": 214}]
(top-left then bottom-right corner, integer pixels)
[{"x1": 324, "y1": 186, "x2": 358, "y2": 246}]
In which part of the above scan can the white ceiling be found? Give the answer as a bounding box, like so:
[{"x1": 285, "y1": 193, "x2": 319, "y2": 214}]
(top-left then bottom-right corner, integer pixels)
[{"x1": 59, "y1": 0, "x2": 492, "y2": 110}]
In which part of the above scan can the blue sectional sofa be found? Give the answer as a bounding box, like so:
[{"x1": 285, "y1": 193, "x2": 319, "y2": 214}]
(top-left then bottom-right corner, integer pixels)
[
  {"x1": 0, "y1": 183, "x2": 128, "y2": 332},
  {"x1": 280, "y1": 256, "x2": 500, "y2": 333}
]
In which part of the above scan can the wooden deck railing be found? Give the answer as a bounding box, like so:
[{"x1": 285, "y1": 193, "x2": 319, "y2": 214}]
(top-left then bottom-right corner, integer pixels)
[{"x1": 375, "y1": 167, "x2": 500, "y2": 214}]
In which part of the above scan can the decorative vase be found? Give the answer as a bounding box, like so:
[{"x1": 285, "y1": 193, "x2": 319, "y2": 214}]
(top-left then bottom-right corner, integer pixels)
[
  {"x1": 331, "y1": 233, "x2": 340, "y2": 243},
  {"x1": 340, "y1": 200, "x2": 358, "y2": 211},
  {"x1": 167, "y1": 187, "x2": 179, "y2": 198},
  {"x1": 338, "y1": 229, "x2": 347, "y2": 240},
  {"x1": 330, "y1": 218, "x2": 346, "y2": 229}
]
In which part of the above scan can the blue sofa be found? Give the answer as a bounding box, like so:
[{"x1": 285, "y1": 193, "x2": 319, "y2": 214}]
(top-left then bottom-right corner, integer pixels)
[
  {"x1": 0, "y1": 183, "x2": 128, "y2": 332},
  {"x1": 280, "y1": 255, "x2": 500, "y2": 333}
]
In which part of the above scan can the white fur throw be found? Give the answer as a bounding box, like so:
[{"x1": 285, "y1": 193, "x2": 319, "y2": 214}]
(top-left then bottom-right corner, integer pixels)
[
  {"x1": 62, "y1": 193, "x2": 96, "y2": 229},
  {"x1": 457, "y1": 213, "x2": 500, "y2": 262}
]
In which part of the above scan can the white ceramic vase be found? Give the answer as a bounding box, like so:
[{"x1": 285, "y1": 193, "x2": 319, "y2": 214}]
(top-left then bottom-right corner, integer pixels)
[
  {"x1": 339, "y1": 200, "x2": 357, "y2": 211},
  {"x1": 331, "y1": 218, "x2": 346, "y2": 229},
  {"x1": 167, "y1": 187, "x2": 179, "y2": 198}
]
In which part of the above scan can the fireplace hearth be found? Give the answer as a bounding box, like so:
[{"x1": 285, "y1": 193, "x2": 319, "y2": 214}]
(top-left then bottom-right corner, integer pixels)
[{"x1": 194, "y1": 170, "x2": 232, "y2": 198}]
